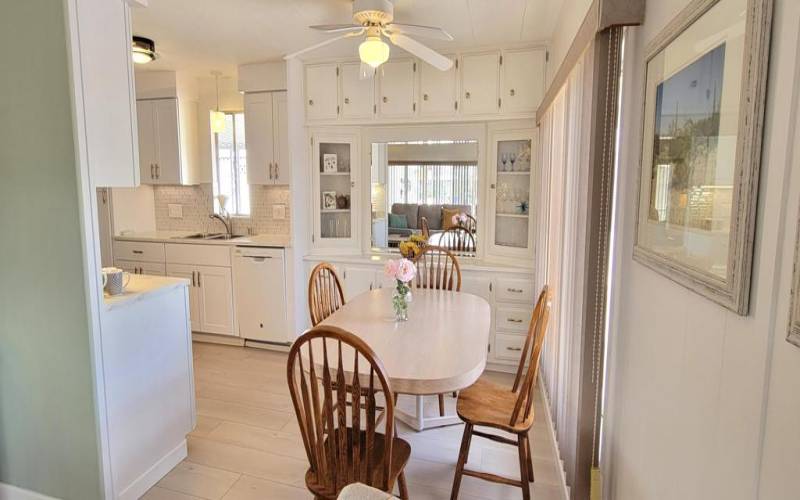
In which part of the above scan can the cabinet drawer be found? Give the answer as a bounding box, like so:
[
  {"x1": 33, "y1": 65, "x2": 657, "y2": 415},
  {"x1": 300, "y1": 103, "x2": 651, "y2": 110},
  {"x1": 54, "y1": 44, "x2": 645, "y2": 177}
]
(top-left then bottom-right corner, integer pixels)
[
  {"x1": 495, "y1": 306, "x2": 532, "y2": 334},
  {"x1": 165, "y1": 243, "x2": 231, "y2": 267},
  {"x1": 495, "y1": 278, "x2": 534, "y2": 304},
  {"x1": 113, "y1": 240, "x2": 165, "y2": 263},
  {"x1": 115, "y1": 259, "x2": 166, "y2": 276},
  {"x1": 495, "y1": 333, "x2": 526, "y2": 362}
]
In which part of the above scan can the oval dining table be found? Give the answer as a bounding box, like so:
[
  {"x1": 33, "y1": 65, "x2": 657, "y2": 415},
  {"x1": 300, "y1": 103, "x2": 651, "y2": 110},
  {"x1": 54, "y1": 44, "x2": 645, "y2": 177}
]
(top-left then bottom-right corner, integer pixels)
[{"x1": 319, "y1": 287, "x2": 491, "y2": 431}]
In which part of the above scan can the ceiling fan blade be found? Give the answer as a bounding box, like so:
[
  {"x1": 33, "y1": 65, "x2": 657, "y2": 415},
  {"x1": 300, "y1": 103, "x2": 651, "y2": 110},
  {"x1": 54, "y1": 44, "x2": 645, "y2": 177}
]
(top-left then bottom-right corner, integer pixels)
[
  {"x1": 309, "y1": 24, "x2": 363, "y2": 33},
  {"x1": 387, "y1": 33, "x2": 453, "y2": 71},
  {"x1": 386, "y1": 23, "x2": 453, "y2": 41},
  {"x1": 359, "y1": 62, "x2": 376, "y2": 80},
  {"x1": 284, "y1": 30, "x2": 364, "y2": 60}
]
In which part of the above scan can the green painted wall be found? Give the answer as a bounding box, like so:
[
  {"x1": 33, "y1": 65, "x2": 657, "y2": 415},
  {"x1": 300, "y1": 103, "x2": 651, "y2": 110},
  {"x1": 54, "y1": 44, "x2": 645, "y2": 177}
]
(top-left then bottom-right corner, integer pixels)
[{"x1": 0, "y1": 1, "x2": 103, "y2": 499}]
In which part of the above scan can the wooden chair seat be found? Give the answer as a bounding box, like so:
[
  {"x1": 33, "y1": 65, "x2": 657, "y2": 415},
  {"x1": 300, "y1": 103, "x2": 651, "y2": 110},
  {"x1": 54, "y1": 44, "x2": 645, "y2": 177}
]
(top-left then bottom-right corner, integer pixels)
[
  {"x1": 456, "y1": 379, "x2": 531, "y2": 433},
  {"x1": 306, "y1": 428, "x2": 411, "y2": 499}
]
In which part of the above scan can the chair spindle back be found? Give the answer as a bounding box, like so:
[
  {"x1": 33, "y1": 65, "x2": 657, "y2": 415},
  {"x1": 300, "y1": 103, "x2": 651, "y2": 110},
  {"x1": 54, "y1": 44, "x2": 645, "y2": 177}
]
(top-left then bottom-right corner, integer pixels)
[
  {"x1": 412, "y1": 245, "x2": 462, "y2": 291},
  {"x1": 509, "y1": 287, "x2": 551, "y2": 427},
  {"x1": 308, "y1": 263, "x2": 346, "y2": 326}
]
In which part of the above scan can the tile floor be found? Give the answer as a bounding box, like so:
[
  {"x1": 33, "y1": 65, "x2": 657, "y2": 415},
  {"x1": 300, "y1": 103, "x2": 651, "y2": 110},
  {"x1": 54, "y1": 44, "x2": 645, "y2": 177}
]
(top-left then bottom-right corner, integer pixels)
[{"x1": 141, "y1": 342, "x2": 567, "y2": 500}]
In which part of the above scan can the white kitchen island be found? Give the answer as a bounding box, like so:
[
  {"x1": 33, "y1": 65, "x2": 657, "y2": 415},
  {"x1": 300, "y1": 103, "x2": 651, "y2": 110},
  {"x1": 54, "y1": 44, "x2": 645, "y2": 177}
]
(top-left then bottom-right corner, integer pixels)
[{"x1": 100, "y1": 275, "x2": 195, "y2": 500}]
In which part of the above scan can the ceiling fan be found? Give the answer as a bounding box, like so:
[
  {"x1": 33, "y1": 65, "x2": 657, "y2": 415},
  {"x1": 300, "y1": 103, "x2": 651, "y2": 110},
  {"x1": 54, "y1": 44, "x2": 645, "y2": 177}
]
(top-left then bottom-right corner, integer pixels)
[{"x1": 284, "y1": 0, "x2": 454, "y2": 75}]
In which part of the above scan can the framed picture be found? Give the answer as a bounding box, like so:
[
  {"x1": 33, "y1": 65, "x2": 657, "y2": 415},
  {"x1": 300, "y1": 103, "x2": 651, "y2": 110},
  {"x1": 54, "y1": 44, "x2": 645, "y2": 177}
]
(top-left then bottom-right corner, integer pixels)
[
  {"x1": 322, "y1": 191, "x2": 337, "y2": 211},
  {"x1": 323, "y1": 153, "x2": 338, "y2": 173},
  {"x1": 633, "y1": 0, "x2": 773, "y2": 315}
]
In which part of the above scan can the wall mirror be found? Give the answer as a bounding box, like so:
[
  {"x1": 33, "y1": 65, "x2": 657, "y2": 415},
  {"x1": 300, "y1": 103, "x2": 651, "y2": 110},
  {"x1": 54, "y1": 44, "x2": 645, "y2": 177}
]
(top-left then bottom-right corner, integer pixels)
[{"x1": 370, "y1": 140, "x2": 479, "y2": 257}]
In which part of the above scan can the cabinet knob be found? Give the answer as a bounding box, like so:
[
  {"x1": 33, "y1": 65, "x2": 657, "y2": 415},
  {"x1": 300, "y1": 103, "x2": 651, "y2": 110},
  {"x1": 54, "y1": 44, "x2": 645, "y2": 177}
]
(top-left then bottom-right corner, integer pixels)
[
  {"x1": 382, "y1": 96, "x2": 388, "y2": 103},
  {"x1": 269, "y1": 162, "x2": 273, "y2": 179},
  {"x1": 308, "y1": 99, "x2": 314, "y2": 106},
  {"x1": 344, "y1": 97, "x2": 350, "y2": 104},
  {"x1": 490, "y1": 183, "x2": 496, "y2": 189},
  {"x1": 423, "y1": 94, "x2": 429, "y2": 101},
  {"x1": 510, "y1": 89, "x2": 516, "y2": 96},
  {"x1": 465, "y1": 91, "x2": 471, "y2": 99}
]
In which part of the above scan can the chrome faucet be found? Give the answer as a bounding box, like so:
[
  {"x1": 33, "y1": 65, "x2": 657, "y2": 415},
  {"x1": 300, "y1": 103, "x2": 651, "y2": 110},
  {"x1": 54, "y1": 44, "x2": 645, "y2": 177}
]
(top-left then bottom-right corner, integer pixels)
[{"x1": 209, "y1": 213, "x2": 233, "y2": 238}]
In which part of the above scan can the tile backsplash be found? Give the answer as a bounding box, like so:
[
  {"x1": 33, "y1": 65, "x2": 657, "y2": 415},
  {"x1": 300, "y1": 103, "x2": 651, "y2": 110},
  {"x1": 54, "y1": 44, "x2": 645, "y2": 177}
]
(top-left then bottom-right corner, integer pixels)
[{"x1": 153, "y1": 184, "x2": 290, "y2": 235}]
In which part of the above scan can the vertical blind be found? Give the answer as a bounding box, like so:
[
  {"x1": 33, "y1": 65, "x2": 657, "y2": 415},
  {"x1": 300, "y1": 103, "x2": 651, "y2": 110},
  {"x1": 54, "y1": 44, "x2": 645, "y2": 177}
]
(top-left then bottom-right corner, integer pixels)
[{"x1": 386, "y1": 162, "x2": 478, "y2": 213}]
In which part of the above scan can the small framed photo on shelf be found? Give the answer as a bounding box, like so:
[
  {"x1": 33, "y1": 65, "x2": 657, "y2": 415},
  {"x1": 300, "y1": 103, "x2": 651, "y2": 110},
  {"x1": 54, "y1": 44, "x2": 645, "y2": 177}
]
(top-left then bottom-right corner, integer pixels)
[
  {"x1": 323, "y1": 153, "x2": 338, "y2": 173},
  {"x1": 322, "y1": 191, "x2": 337, "y2": 211}
]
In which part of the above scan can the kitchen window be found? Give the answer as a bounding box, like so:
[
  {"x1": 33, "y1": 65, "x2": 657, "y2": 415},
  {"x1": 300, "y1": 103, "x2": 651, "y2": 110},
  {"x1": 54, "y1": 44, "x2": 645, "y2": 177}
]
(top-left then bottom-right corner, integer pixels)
[{"x1": 213, "y1": 112, "x2": 250, "y2": 216}]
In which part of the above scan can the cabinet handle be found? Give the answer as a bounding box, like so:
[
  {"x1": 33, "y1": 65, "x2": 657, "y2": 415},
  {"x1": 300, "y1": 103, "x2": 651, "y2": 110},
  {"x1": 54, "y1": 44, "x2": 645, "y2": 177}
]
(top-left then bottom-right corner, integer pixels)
[
  {"x1": 132, "y1": 250, "x2": 143, "y2": 254},
  {"x1": 191, "y1": 271, "x2": 195, "y2": 287},
  {"x1": 382, "y1": 96, "x2": 388, "y2": 103},
  {"x1": 156, "y1": 164, "x2": 160, "y2": 179},
  {"x1": 507, "y1": 288, "x2": 524, "y2": 293},
  {"x1": 275, "y1": 163, "x2": 279, "y2": 180},
  {"x1": 308, "y1": 99, "x2": 314, "y2": 106},
  {"x1": 150, "y1": 164, "x2": 155, "y2": 179},
  {"x1": 507, "y1": 318, "x2": 524, "y2": 323},
  {"x1": 197, "y1": 271, "x2": 201, "y2": 287},
  {"x1": 423, "y1": 94, "x2": 429, "y2": 101},
  {"x1": 506, "y1": 347, "x2": 522, "y2": 352},
  {"x1": 510, "y1": 89, "x2": 516, "y2": 96},
  {"x1": 269, "y1": 162, "x2": 273, "y2": 180},
  {"x1": 465, "y1": 91, "x2": 471, "y2": 99},
  {"x1": 489, "y1": 282, "x2": 493, "y2": 292},
  {"x1": 491, "y1": 183, "x2": 496, "y2": 189},
  {"x1": 344, "y1": 97, "x2": 350, "y2": 104}
]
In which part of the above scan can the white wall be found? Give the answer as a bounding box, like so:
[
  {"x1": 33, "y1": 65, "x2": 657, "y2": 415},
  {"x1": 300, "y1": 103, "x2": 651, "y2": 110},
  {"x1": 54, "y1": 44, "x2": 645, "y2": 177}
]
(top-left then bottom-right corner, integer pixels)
[
  {"x1": 604, "y1": 1, "x2": 800, "y2": 499},
  {"x1": 547, "y1": 0, "x2": 594, "y2": 85}
]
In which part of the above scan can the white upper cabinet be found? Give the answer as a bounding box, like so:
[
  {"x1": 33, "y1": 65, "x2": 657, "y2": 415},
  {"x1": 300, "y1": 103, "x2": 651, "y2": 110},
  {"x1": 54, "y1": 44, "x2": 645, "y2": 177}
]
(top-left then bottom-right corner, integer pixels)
[
  {"x1": 378, "y1": 60, "x2": 416, "y2": 118},
  {"x1": 340, "y1": 63, "x2": 375, "y2": 119},
  {"x1": 244, "y1": 92, "x2": 275, "y2": 185},
  {"x1": 460, "y1": 52, "x2": 501, "y2": 115},
  {"x1": 501, "y1": 48, "x2": 546, "y2": 114},
  {"x1": 244, "y1": 91, "x2": 289, "y2": 185},
  {"x1": 137, "y1": 98, "x2": 197, "y2": 185},
  {"x1": 305, "y1": 64, "x2": 339, "y2": 121},
  {"x1": 419, "y1": 57, "x2": 458, "y2": 117},
  {"x1": 68, "y1": 0, "x2": 139, "y2": 187}
]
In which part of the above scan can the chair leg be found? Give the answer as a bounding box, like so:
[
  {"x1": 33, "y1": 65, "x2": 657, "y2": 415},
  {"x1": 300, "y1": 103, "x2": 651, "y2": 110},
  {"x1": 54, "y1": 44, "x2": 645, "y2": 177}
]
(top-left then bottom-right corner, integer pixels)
[
  {"x1": 450, "y1": 423, "x2": 473, "y2": 500},
  {"x1": 524, "y1": 435, "x2": 534, "y2": 482},
  {"x1": 438, "y1": 393, "x2": 446, "y2": 416},
  {"x1": 517, "y1": 435, "x2": 531, "y2": 500},
  {"x1": 398, "y1": 471, "x2": 409, "y2": 499}
]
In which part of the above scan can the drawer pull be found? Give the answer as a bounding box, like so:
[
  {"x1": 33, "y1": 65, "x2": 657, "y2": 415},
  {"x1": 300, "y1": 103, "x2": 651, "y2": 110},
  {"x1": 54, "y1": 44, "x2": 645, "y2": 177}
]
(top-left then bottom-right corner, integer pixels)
[
  {"x1": 506, "y1": 347, "x2": 522, "y2": 351},
  {"x1": 507, "y1": 318, "x2": 524, "y2": 323},
  {"x1": 507, "y1": 287, "x2": 524, "y2": 293},
  {"x1": 132, "y1": 250, "x2": 144, "y2": 254}
]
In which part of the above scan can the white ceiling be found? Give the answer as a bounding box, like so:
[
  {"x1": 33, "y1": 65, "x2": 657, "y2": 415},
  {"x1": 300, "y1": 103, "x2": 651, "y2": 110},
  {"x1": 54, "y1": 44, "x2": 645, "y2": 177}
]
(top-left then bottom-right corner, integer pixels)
[{"x1": 132, "y1": 0, "x2": 561, "y2": 77}]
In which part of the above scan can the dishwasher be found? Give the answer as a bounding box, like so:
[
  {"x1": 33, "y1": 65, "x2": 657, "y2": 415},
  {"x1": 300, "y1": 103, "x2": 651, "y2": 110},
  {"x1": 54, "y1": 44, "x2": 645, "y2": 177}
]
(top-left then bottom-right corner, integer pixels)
[{"x1": 232, "y1": 246, "x2": 288, "y2": 344}]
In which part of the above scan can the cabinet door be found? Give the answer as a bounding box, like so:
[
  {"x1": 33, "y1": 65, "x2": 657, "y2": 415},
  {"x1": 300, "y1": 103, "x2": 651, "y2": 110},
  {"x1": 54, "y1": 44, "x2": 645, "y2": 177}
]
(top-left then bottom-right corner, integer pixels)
[
  {"x1": 460, "y1": 52, "x2": 500, "y2": 115},
  {"x1": 153, "y1": 98, "x2": 182, "y2": 184},
  {"x1": 306, "y1": 64, "x2": 339, "y2": 121},
  {"x1": 342, "y1": 267, "x2": 376, "y2": 300},
  {"x1": 72, "y1": 0, "x2": 138, "y2": 187},
  {"x1": 419, "y1": 58, "x2": 457, "y2": 117},
  {"x1": 502, "y1": 48, "x2": 546, "y2": 113},
  {"x1": 196, "y1": 265, "x2": 235, "y2": 336},
  {"x1": 378, "y1": 60, "x2": 416, "y2": 118},
  {"x1": 166, "y1": 263, "x2": 202, "y2": 332},
  {"x1": 244, "y1": 92, "x2": 275, "y2": 185},
  {"x1": 136, "y1": 100, "x2": 156, "y2": 183},
  {"x1": 272, "y1": 92, "x2": 290, "y2": 184},
  {"x1": 340, "y1": 63, "x2": 375, "y2": 119},
  {"x1": 313, "y1": 134, "x2": 359, "y2": 251},
  {"x1": 461, "y1": 274, "x2": 494, "y2": 302}
]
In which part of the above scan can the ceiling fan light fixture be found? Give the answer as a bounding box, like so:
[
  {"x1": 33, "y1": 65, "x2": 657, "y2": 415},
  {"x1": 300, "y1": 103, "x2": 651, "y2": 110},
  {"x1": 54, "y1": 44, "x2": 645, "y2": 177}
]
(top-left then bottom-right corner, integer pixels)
[
  {"x1": 359, "y1": 35, "x2": 390, "y2": 68},
  {"x1": 131, "y1": 36, "x2": 157, "y2": 64}
]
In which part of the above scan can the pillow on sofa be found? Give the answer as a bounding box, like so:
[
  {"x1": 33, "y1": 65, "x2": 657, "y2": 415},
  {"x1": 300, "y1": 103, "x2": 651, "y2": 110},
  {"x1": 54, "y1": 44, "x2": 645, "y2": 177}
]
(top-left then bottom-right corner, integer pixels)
[
  {"x1": 442, "y1": 208, "x2": 462, "y2": 230},
  {"x1": 388, "y1": 213, "x2": 409, "y2": 229}
]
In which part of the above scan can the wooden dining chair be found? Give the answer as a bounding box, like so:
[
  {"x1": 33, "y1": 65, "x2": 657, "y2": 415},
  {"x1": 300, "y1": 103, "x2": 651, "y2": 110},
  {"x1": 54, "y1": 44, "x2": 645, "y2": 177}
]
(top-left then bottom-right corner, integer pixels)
[
  {"x1": 450, "y1": 286, "x2": 551, "y2": 500},
  {"x1": 308, "y1": 262, "x2": 346, "y2": 327},
  {"x1": 441, "y1": 226, "x2": 477, "y2": 253},
  {"x1": 420, "y1": 216, "x2": 431, "y2": 239},
  {"x1": 410, "y1": 245, "x2": 462, "y2": 416},
  {"x1": 287, "y1": 326, "x2": 411, "y2": 499}
]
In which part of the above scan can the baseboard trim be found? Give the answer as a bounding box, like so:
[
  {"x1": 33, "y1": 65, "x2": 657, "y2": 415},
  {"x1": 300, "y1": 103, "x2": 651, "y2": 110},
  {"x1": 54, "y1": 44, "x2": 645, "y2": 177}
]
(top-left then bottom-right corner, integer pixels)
[
  {"x1": 538, "y1": 378, "x2": 571, "y2": 500},
  {"x1": 0, "y1": 483, "x2": 60, "y2": 500},
  {"x1": 192, "y1": 332, "x2": 245, "y2": 346},
  {"x1": 117, "y1": 440, "x2": 187, "y2": 500}
]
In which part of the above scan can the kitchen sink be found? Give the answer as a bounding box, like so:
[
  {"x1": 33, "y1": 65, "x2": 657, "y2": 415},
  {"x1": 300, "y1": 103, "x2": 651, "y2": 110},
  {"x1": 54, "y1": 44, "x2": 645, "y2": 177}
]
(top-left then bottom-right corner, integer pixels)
[{"x1": 172, "y1": 233, "x2": 244, "y2": 240}]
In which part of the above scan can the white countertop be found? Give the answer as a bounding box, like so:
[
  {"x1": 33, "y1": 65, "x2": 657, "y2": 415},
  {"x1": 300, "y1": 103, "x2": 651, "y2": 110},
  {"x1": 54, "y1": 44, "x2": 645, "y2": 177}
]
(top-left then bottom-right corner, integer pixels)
[
  {"x1": 114, "y1": 230, "x2": 291, "y2": 248},
  {"x1": 304, "y1": 253, "x2": 534, "y2": 274},
  {"x1": 103, "y1": 274, "x2": 189, "y2": 311}
]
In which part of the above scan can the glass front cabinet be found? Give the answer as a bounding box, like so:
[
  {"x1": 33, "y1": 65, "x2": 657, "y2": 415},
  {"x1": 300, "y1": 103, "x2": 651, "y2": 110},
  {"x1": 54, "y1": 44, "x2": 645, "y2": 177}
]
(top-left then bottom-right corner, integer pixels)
[
  {"x1": 311, "y1": 131, "x2": 360, "y2": 251},
  {"x1": 487, "y1": 126, "x2": 537, "y2": 260}
]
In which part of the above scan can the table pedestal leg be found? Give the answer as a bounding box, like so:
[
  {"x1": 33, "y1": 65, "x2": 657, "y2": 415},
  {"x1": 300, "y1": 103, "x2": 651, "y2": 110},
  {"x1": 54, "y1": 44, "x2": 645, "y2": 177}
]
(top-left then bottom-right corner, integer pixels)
[{"x1": 395, "y1": 394, "x2": 463, "y2": 432}]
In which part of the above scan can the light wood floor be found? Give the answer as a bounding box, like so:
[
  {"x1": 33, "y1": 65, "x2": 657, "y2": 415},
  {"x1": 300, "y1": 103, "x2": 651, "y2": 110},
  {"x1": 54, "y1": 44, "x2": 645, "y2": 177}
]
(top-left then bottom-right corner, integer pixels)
[{"x1": 142, "y1": 342, "x2": 567, "y2": 500}]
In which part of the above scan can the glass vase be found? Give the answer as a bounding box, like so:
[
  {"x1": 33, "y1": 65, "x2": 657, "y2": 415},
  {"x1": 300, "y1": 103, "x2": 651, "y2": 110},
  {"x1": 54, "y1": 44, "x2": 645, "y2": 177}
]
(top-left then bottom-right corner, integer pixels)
[{"x1": 392, "y1": 281, "x2": 412, "y2": 321}]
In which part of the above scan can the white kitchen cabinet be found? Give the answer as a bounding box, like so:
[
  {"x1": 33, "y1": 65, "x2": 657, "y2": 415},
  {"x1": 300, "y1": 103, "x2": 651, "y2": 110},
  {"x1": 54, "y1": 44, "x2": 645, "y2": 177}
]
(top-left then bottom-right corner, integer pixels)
[
  {"x1": 306, "y1": 64, "x2": 339, "y2": 121},
  {"x1": 419, "y1": 57, "x2": 458, "y2": 117},
  {"x1": 195, "y1": 265, "x2": 236, "y2": 336},
  {"x1": 115, "y1": 259, "x2": 166, "y2": 276},
  {"x1": 340, "y1": 63, "x2": 375, "y2": 119},
  {"x1": 166, "y1": 264, "x2": 202, "y2": 332},
  {"x1": 341, "y1": 266, "x2": 377, "y2": 300},
  {"x1": 113, "y1": 240, "x2": 166, "y2": 263},
  {"x1": 244, "y1": 91, "x2": 289, "y2": 185},
  {"x1": 460, "y1": 52, "x2": 500, "y2": 115},
  {"x1": 501, "y1": 47, "x2": 546, "y2": 114},
  {"x1": 378, "y1": 60, "x2": 416, "y2": 118},
  {"x1": 461, "y1": 275, "x2": 493, "y2": 302},
  {"x1": 137, "y1": 98, "x2": 199, "y2": 185},
  {"x1": 68, "y1": 0, "x2": 139, "y2": 187}
]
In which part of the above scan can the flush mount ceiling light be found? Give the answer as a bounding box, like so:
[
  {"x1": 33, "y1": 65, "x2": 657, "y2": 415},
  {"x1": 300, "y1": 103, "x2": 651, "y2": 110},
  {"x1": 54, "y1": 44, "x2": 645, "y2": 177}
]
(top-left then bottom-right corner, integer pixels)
[
  {"x1": 285, "y1": 0, "x2": 453, "y2": 75},
  {"x1": 131, "y1": 36, "x2": 157, "y2": 64},
  {"x1": 210, "y1": 71, "x2": 226, "y2": 134}
]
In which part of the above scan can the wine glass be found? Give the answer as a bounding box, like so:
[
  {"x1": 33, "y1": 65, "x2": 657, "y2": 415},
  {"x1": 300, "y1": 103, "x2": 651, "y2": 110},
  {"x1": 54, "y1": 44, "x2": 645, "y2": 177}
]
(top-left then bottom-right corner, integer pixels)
[
  {"x1": 509, "y1": 153, "x2": 517, "y2": 171},
  {"x1": 501, "y1": 153, "x2": 508, "y2": 172}
]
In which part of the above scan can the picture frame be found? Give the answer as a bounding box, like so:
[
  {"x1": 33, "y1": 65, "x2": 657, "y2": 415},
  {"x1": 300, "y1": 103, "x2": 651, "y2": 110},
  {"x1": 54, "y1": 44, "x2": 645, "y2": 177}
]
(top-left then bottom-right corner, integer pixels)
[
  {"x1": 322, "y1": 191, "x2": 337, "y2": 211},
  {"x1": 323, "y1": 153, "x2": 338, "y2": 173},
  {"x1": 632, "y1": 0, "x2": 773, "y2": 315}
]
